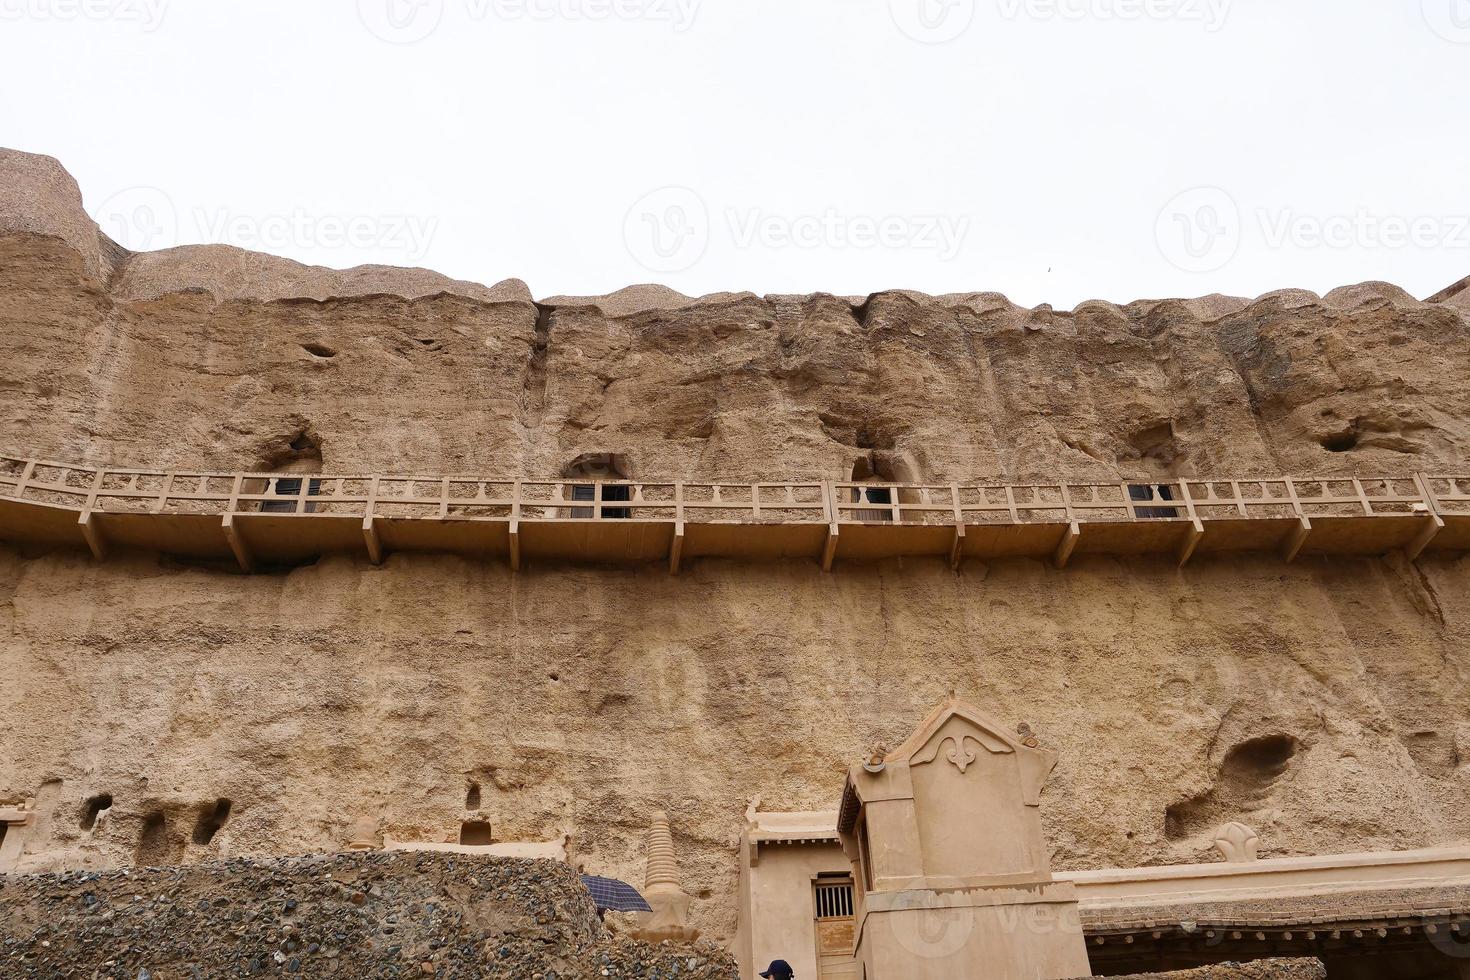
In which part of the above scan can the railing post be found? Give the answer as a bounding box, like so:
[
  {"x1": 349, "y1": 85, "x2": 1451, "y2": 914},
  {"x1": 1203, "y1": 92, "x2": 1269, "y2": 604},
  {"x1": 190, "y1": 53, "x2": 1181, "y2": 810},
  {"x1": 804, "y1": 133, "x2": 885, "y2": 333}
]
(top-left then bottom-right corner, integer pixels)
[
  {"x1": 1120, "y1": 482, "x2": 1138, "y2": 520},
  {"x1": 1407, "y1": 472, "x2": 1446, "y2": 562},
  {"x1": 363, "y1": 476, "x2": 383, "y2": 565},
  {"x1": 1351, "y1": 477, "x2": 1373, "y2": 516},
  {"x1": 1005, "y1": 485, "x2": 1019, "y2": 523},
  {"x1": 297, "y1": 473, "x2": 311, "y2": 515},
  {"x1": 440, "y1": 477, "x2": 450, "y2": 519},
  {"x1": 1176, "y1": 479, "x2": 1206, "y2": 567},
  {"x1": 227, "y1": 474, "x2": 244, "y2": 515},
  {"x1": 154, "y1": 473, "x2": 174, "y2": 514},
  {"x1": 1415, "y1": 472, "x2": 1443, "y2": 517},
  {"x1": 78, "y1": 469, "x2": 107, "y2": 561},
  {"x1": 1281, "y1": 477, "x2": 1312, "y2": 563},
  {"x1": 509, "y1": 480, "x2": 522, "y2": 572},
  {"x1": 14, "y1": 460, "x2": 35, "y2": 500},
  {"x1": 821, "y1": 481, "x2": 839, "y2": 572},
  {"x1": 1054, "y1": 483, "x2": 1080, "y2": 569},
  {"x1": 752, "y1": 483, "x2": 761, "y2": 521},
  {"x1": 669, "y1": 481, "x2": 685, "y2": 575}
]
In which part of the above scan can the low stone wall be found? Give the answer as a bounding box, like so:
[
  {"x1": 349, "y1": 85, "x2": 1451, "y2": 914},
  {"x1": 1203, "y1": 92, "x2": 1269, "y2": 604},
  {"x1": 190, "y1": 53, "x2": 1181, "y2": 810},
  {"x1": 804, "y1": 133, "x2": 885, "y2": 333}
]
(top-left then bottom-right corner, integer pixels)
[
  {"x1": 1081, "y1": 959, "x2": 1327, "y2": 980},
  {"x1": 0, "y1": 851, "x2": 737, "y2": 978}
]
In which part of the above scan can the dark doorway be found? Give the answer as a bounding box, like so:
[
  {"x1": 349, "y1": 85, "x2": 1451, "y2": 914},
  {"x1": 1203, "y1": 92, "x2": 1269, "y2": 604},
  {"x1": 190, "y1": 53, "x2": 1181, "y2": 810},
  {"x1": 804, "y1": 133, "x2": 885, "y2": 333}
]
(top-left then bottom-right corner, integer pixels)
[{"x1": 1129, "y1": 483, "x2": 1179, "y2": 519}]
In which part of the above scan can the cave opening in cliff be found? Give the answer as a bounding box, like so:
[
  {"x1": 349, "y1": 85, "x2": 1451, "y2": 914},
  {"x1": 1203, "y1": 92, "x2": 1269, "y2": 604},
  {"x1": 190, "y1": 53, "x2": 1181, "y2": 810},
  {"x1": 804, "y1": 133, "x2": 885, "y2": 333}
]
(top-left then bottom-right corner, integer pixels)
[
  {"x1": 260, "y1": 431, "x2": 324, "y2": 514},
  {"x1": 465, "y1": 782, "x2": 482, "y2": 810},
  {"x1": 191, "y1": 799, "x2": 232, "y2": 846},
  {"x1": 460, "y1": 820, "x2": 494, "y2": 846},
  {"x1": 80, "y1": 794, "x2": 112, "y2": 830},
  {"x1": 563, "y1": 453, "x2": 631, "y2": 518}
]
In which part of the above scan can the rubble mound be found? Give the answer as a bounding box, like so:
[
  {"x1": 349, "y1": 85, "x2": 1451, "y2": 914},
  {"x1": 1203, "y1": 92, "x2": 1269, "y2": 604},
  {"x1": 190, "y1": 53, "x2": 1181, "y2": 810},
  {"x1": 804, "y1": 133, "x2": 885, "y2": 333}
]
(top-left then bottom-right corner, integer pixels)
[
  {"x1": 1082, "y1": 960, "x2": 1327, "y2": 980},
  {"x1": 0, "y1": 851, "x2": 736, "y2": 979}
]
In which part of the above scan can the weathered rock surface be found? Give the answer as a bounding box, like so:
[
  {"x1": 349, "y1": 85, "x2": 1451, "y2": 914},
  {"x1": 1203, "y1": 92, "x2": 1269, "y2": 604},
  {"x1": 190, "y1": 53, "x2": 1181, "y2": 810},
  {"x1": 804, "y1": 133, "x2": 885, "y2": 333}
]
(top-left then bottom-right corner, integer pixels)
[
  {"x1": 0, "y1": 851, "x2": 736, "y2": 978},
  {"x1": 1, "y1": 148, "x2": 1468, "y2": 947}
]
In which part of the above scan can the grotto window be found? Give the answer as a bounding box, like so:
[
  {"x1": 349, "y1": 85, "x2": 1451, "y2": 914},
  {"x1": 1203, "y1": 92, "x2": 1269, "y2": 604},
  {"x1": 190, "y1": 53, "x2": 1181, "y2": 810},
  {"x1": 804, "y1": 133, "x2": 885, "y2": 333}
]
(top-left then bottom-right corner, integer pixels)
[
  {"x1": 563, "y1": 453, "x2": 632, "y2": 520},
  {"x1": 570, "y1": 483, "x2": 632, "y2": 520},
  {"x1": 261, "y1": 475, "x2": 323, "y2": 514},
  {"x1": 1129, "y1": 483, "x2": 1179, "y2": 519},
  {"x1": 260, "y1": 438, "x2": 324, "y2": 514},
  {"x1": 851, "y1": 458, "x2": 895, "y2": 523}
]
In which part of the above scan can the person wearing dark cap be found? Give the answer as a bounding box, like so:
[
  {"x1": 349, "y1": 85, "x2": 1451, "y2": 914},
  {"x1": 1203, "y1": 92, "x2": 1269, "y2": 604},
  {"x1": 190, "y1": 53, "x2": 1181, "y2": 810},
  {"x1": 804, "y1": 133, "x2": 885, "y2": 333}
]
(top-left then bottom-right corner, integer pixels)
[{"x1": 759, "y1": 960, "x2": 794, "y2": 979}]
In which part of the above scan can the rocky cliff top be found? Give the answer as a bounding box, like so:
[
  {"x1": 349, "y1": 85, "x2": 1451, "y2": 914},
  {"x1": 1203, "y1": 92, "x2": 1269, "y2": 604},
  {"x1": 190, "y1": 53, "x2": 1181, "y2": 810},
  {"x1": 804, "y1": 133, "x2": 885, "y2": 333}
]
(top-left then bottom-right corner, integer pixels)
[
  {"x1": 2, "y1": 144, "x2": 1467, "y2": 484},
  {"x1": 3, "y1": 146, "x2": 1461, "y2": 321}
]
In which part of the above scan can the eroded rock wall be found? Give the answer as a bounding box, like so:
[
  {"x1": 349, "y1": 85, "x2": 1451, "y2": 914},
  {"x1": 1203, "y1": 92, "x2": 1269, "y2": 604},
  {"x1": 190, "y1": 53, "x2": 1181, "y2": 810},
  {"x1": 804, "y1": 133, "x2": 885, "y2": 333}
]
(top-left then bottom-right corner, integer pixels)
[{"x1": 1, "y1": 148, "x2": 1468, "y2": 946}]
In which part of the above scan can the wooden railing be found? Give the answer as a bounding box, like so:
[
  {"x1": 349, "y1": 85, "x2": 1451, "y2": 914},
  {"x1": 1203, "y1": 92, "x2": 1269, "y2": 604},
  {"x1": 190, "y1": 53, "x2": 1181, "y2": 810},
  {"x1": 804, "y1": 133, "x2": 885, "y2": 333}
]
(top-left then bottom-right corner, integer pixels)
[{"x1": 0, "y1": 453, "x2": 1465, "y2": 573}]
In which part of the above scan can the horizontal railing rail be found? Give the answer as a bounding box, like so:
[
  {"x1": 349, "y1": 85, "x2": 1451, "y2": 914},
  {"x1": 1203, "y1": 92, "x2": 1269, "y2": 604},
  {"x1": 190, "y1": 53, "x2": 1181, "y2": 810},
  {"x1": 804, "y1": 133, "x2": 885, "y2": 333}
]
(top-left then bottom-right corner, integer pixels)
[
  {"x1": 1, "y1": 452, "x2": 1466, "y2": 573},
  {"x1": 2, "y1": 454, "x2": 1466, "y2": 525}
]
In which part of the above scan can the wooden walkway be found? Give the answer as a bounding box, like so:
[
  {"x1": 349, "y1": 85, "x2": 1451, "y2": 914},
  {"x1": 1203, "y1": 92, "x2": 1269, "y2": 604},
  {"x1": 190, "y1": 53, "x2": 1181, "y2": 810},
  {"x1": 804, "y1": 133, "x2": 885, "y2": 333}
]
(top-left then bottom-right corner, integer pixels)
[{"x1": 1, "y1": 454, "x2": 1467, "y2": 573}]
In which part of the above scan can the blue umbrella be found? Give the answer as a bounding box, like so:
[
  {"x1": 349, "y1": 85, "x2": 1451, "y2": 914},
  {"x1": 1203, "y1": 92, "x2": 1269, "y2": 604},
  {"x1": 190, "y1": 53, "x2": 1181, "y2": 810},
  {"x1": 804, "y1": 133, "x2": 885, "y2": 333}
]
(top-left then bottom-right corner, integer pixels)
[{"x1": 581, "y1": 874, "x2": 652, "y2": 913}]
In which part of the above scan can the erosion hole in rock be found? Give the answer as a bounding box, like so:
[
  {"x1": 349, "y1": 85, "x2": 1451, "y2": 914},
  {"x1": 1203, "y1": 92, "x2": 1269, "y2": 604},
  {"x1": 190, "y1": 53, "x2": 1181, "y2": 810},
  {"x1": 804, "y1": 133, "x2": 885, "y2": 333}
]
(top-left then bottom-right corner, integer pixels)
[
  {"x1": 191, "y1": 799, "x2": 232, "y2": 846},
  {"x1": 1224, "y1": 734, "x2": 1300, "y2": 784},
  {"x1": 460, "y1": 820, "x2": 494, "y2": 846},
  {"x1": 1322, "y1": 429, "x2": 1360, "y2": 453},
  {"x1": 1164, "y1": 734, "x2": 1300, "y2": 840},
  {"x1": 80, "y1": 793, "x2": 113, "y2": 830},
  {"x1": 301, "y1": 342, "x2": 337, "y2": 359},
  {"x1": 1128, "y1": 419, "x2": 1183, "y2": 475},
  {"x1": 136, "y1": 812, "x2": 170, "y2": 865},
  {"x1": 465, "y1": 782, "x2": 481, "y2": 810}
]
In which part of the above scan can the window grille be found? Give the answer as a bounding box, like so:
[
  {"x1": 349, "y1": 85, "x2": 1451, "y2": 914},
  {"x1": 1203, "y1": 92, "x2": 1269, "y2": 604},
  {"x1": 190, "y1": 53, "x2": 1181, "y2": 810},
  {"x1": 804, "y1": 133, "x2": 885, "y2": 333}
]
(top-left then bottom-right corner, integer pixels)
[{"x1": 814, "y1": 879, "x2": 854, "y2": 920}]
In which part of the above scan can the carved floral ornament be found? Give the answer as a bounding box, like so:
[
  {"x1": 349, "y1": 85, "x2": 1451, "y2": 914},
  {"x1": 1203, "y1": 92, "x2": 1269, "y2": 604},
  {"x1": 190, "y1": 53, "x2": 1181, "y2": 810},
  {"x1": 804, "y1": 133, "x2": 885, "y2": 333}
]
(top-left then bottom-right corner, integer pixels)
[{"x1": 911, "y1": 721, "x2": 1014, "y2": 774}]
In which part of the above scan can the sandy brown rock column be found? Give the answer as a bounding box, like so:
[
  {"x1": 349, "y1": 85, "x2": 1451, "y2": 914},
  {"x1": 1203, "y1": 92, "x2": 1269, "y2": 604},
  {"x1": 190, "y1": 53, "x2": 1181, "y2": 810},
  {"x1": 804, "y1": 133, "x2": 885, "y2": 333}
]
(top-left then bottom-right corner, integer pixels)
[{"x1": 837, "y1": 699, "x2": 1092, "y2": 980}]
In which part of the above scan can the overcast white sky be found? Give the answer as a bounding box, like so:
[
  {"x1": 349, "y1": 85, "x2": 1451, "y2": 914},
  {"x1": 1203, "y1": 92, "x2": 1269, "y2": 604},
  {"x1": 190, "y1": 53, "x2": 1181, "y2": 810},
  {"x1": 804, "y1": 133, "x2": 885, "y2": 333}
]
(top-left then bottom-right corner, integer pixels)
[{"x1": 2, "y1": 0, "x2": 1467, "y2": 307}]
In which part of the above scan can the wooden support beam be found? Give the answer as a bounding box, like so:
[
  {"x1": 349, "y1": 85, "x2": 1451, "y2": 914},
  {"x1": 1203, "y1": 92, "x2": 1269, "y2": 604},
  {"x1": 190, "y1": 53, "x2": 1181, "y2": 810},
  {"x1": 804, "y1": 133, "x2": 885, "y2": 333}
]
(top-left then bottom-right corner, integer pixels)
[
  {"x1": 222, "y1": 514, "x2": 255, "y2": 573},
  {"x1": 362, "y1": 515, "x2": 383, "y2": 565},
  {"x1": 949, "y1": 524, "x2": 965, "y2": 572},
  {"x1": 821, "y1": 523, "x2": 839, "y2": 572},
  {"x1": 1054, "y1": 521, "x2": 1080, "y2": 569},
  {"x1": 78, "y1": 512, "x2": 106, "y2": 561},
  {"x1": 1406, "y1": 514, "x2": 1445, "y2": 562},
  {"x1": 669, "y1": 521, "x2": 685, "y2": 575},
  {"x1": 78, "y1": 469, "x2": 106, "y2": 561},
  {"x1": 1177, "y1": 519, "x2": 1205, "y2": 567},
  {"x1": 1281, "y1": 517, "x2": 1312, "y2": 563},
  {"x1": 508, "y1": 519, "x2": 521, "y2": 572}
]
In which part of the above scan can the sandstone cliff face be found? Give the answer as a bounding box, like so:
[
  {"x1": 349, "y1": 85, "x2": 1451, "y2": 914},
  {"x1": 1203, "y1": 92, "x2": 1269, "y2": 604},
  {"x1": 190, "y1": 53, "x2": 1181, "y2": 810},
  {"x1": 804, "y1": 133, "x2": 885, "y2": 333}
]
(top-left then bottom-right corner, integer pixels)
[{"x1": 0, "y1": 148, "x2": 1468, "y2": 945}]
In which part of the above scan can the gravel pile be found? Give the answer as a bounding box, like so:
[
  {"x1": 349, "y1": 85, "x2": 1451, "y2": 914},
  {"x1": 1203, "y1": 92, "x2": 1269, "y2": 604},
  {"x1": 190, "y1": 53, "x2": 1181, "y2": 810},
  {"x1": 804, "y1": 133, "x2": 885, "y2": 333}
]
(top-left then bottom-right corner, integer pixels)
[
  {"x1": 0, "y1": 852, "x2": 736, "y2": 979},
  {"x1": 1075, "y1": 959, "x2": 1326, "y2": 980}
]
